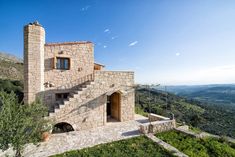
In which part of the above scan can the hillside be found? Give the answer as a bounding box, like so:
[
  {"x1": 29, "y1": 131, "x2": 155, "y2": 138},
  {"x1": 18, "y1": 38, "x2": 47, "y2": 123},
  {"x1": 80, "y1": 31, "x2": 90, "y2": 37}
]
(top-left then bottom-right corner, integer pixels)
[
  {"x1": 0, "y1": 52, "x2": 24, "y2": 101},
  {"x1": 0, "y1": 52, "x2": 23, "y2": 63},
  {"x1": 166, "y1": 84, "x2": 235, "y2": 107},
  {"x1": 0, "y1": 52, "x2": 23, "y2": 80},
  {"x1": 135, "y1": 87, "x2": 235, "y2": 138}
]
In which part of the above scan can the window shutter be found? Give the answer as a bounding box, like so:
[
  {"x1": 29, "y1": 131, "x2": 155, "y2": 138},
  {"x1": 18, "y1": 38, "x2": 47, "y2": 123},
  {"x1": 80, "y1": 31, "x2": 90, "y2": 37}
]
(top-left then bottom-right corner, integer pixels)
[{"x1": 52, "y1": 56, "x2": 56, "y2": 69}]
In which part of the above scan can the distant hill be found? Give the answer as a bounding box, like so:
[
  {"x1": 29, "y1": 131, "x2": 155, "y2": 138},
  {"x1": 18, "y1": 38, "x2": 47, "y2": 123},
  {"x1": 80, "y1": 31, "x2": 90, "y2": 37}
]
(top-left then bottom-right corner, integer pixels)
[
  {"x1": 136, "y1": 87, "x2": 235, "y2": 138},
  {"x1": 0, "y1": 52, "x2": 23, "y2": 80},
  {"x1": 0, "y1": 52, "x2": 23, "y2": 63},
  {"x1": 166, "y1": 84, "x2": 235, "y2": 107}
]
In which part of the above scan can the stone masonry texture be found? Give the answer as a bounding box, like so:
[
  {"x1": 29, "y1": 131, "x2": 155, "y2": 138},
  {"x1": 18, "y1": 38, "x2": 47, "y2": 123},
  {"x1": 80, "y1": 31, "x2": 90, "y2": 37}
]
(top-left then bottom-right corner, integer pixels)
[
  {"x1": 23, "y1": 22, "x2": 135, "y2": 131},
  {"x1": 24, "y1": 23, "x2": 45, "y2": 104}
]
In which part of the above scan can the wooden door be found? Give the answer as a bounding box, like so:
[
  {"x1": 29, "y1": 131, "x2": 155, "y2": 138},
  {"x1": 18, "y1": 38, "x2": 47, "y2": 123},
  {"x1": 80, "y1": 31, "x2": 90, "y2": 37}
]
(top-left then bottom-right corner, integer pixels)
[{"x1": 111, "y1": 93, "x2": 120, "y2": 120}]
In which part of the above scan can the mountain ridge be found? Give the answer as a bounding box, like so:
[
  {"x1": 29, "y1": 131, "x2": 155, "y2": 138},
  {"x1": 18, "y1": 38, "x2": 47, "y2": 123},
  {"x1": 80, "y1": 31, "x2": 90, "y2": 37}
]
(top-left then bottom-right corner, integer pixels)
[
  {"x1": 166, "y1": 85, "x2": 235, "y2": 107},
  {"x1": 0, "y1": 51, "x2": 23, "y2": 63},
  {"x1": 0, "y1": 52, "x2": 23, "y2": 80}
]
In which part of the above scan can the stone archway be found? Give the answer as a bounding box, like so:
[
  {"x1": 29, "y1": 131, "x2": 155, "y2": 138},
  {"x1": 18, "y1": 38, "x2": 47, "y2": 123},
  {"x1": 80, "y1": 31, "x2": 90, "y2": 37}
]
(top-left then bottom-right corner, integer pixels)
[
  {"x1": 107, "y1": 92, "x2": 121, "y2": 122},
  {"x1": 52, "y1": 122, "x2": 74, "y2": 134}
]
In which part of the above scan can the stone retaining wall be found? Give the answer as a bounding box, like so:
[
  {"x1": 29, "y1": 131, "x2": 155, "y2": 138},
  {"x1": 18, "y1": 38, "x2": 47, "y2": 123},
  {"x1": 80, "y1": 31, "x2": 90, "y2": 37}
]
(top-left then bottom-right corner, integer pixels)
[
  {"x1": 139, "y1": 114, "x2": 176, "y2": 134},
  {"x1": 139, "y1": 119, "x2": 176, "y2": 134},
  {"x1": 149, "y1": 113, "x2": 170, "y2": 122},
  {"x1": 150, "y1": 120, "x2": 176, "y2": 133}
]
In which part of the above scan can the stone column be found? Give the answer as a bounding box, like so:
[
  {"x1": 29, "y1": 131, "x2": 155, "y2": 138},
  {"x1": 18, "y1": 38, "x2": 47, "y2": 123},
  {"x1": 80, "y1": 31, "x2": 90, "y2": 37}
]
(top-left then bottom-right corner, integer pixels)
[{"x1": 24, "y1": 21, "x2": 45, "y2": 104}]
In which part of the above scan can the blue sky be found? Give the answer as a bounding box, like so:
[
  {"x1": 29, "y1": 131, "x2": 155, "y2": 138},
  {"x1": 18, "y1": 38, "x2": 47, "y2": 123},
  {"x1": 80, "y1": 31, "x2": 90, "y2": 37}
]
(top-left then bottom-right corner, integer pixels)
[{"x1": 1, "y1": 0, "x2": 235, "y2": 85}]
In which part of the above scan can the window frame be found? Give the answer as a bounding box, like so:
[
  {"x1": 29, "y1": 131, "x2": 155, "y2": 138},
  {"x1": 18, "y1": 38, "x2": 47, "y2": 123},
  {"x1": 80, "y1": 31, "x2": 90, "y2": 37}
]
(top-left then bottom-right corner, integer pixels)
[{"x1": 56, "y1": 57, "x2": 70, "y2": 70}]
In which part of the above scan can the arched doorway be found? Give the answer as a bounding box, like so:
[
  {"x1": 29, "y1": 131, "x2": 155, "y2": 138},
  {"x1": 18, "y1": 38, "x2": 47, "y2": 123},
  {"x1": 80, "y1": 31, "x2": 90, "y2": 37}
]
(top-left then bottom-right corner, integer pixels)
[
  {"x1": 107, "y1": 92, "x2": 121, "y2": 122},
  {"x1": 52, "y1": 122, "x2": 74, "y2": 134}
]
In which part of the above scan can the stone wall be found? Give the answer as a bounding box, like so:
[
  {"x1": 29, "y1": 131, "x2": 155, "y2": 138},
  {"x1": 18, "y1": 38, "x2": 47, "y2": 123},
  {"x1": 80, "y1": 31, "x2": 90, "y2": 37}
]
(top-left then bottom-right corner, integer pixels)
[
  {"x1": 43, "y1": 42, "x2": 94, "y2": 105},
  {"x1": 24, "y1": 23, "x2": 45, "y2": 104},
  {"x1": 94, "y1": 71, "x2": 135, "y2": 123},
  {"x1": 120, "y1": 90, "x2": 135, "y2": 121},
  {"x1": 149, "y1": 120, "x2": 176, "y2": 133},
  {"x1": 149, "y1": 113, "x2": 170, "y2": 122},
  {"x1": 50, "y1": 71, "x2": 135, "y2": 131},
  {"x1": 51, "y1": 95, "x2": 106, "y2": 131},
  {"x1": 139, "y1": 114, "x2": 176, "y2": 134}
]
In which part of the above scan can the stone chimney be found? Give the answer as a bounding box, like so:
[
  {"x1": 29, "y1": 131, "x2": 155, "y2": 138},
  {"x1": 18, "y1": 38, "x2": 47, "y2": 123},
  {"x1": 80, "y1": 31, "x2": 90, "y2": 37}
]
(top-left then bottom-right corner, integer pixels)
[{"x1": 24, "y1": 21, "x2": 45, "y2": 104}]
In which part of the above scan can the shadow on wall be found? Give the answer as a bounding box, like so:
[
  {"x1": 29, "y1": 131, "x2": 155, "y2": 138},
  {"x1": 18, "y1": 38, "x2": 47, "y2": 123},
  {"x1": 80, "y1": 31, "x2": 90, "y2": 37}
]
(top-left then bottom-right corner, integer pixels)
[
  {"x1": 36, "y1": 89, "x2": 73, "y2": 111},
  {"x1": 69, "y1": 95, "x2": 104, "y2": 115},
  {"x1": 121, "y1": 130, "x2": 140, "y2": 137},
  {"x1": 136, "y1": 119, "x2": 149, "y2": 124}
]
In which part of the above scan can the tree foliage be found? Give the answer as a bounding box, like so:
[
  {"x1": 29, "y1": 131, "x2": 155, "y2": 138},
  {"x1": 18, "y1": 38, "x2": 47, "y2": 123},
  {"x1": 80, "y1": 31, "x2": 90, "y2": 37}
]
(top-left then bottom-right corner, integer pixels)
[
  {"x1": 0, "y1": 79, "x2": 23, "y2": 102},
  {"x1": 0, "y1": 91, "x2": 50, "y2": 157}
]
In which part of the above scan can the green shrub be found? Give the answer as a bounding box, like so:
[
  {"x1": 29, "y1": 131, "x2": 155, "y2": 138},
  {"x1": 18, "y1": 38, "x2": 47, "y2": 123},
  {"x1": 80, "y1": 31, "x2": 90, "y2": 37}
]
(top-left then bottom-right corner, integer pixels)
[
  {"x1": 0, "y1": 79, "x2": 23, "y2": 102},
  {"x1": 51, "y1": 136, "x2": 174, "y2": 157},
  {"x1": 135, "y1": 105, "x2": 148, "y2": 117},
  {"x1": 156, "y1": 130, "x2": 235, "y2": 157},
  {"x1": 0, "y1": 91, "x2": 50, "y2": 157}
]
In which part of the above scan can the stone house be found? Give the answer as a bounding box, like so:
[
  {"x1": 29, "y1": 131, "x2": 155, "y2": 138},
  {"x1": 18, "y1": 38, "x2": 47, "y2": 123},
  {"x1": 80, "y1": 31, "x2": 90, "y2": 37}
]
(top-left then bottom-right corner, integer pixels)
[{"x1": 23, "y1": 21, "x2": 135, "y2": 132}]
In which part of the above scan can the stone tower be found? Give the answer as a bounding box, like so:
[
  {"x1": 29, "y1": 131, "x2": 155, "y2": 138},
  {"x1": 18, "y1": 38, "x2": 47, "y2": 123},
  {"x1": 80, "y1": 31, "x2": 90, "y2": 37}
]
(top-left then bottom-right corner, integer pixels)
[{"x1": 24, "y1": 21, "x2": 45, "y2": 104}]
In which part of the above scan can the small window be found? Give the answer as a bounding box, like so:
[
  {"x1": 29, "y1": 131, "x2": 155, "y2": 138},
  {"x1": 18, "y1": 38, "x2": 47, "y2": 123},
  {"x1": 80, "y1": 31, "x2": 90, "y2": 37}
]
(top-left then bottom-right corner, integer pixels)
[{"x1": 56, "y1": 57, "x2": 70, "y2": 70}]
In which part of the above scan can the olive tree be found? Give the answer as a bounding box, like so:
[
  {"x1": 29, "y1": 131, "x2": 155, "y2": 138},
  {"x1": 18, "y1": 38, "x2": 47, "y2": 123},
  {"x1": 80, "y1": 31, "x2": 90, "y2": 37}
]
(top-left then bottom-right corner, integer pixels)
[{"x1": 0, "y1": 91, "x2": 50, "y2": 157}]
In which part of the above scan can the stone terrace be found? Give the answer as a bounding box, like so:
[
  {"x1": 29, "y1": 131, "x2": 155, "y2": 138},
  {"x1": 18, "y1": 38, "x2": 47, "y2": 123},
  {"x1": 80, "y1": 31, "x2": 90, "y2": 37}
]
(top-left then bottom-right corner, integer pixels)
[{"x1": 1, "y1": 114, "x2": 149, "y2": 157}]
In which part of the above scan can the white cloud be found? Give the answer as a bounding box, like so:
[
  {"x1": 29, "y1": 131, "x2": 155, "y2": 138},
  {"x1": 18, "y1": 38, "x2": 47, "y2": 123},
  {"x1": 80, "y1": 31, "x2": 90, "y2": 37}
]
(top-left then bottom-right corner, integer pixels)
[
  {"x1": 176, "y1": 52, "x2": 180, "y2": 56},
  {"x1": 129, "y1": 41, "x2": 138, "y2": 47},
  {"x1": 111, "y1": 36, "x2": 118, "y2": 40},
  {"x1": 81, "y1": 5, "x2": 91, "y2": 11},
  {"x1": 103, "y1": 45, "x2": 107, "y2": 48},
  {"x1": 104, "y1": 29, "x2": 110, "y2": 33}
]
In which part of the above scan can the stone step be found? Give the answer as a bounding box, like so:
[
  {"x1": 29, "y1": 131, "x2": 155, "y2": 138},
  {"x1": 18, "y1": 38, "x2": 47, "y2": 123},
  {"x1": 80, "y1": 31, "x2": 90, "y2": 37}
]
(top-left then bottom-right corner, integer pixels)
[
  {"x1": 63, "y1": 100, "x2": 70, "y2": 105},
  {"x1": 48, "y1": 80, "x2": 96, "y2": 117},
  {"x1": 59, "y1": 104, "x2": 65, "y2": 109},
  {"x1": 49, "y1": 112, "x2": 55, "y2": 117},
  {"x1": 54, "y1": 108, "x2": 60, "y2": 113},
  {"x1": 90, "y1": 81, "x2": 95, "y2": 85},
  {"x1": 54, "y1": 103, "x2": 60, "y2": 109},
  {"x1": 70, "y1": 91, "x2": 82, "y2": 97},
  {"x1": 85, "y1": 82, "x2": 91, "y2": 85},
  {"x1": 81, "y1": 85, "x2": 87, "y2": 88},
  {"x1": 68, "y1": 97, "x2": 76, "y2": 102}
]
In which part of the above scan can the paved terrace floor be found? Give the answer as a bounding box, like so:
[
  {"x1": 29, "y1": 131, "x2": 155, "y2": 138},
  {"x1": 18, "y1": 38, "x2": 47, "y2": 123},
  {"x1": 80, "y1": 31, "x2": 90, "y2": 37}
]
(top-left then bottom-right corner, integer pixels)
[{"x1": 1, "y1": 114, "x2": 149, "y2": 157}]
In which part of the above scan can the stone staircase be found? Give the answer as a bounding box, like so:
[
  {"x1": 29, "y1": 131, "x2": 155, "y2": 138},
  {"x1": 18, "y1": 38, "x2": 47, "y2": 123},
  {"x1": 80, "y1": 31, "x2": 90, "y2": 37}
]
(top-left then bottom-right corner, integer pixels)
[{"x1": 49, "y1": 80, "x2": 95, "y2": 117}]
